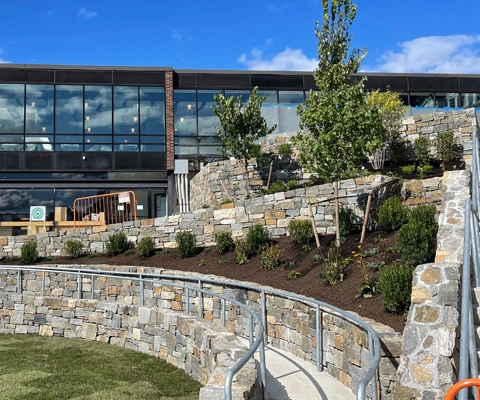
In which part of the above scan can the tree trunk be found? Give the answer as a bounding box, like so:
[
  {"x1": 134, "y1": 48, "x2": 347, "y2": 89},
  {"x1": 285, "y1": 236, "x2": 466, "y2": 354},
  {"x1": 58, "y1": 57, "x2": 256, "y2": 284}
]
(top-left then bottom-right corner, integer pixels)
[{"x1": 334, "y1": 180, "x2": 341, "y2": 248}]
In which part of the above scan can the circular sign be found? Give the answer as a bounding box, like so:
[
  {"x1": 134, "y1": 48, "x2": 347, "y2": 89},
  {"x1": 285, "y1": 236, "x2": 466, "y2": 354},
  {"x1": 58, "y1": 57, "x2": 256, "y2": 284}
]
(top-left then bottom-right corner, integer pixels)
[{"x1": 31, "y1": 207, "x2": 45, "y2": 220}]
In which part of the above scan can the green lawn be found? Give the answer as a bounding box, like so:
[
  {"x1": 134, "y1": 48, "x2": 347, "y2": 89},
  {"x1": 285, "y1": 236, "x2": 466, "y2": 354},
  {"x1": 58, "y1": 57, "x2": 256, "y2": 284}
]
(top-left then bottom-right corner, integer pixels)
[{"x1": 0, "y1": 334, "x2": 202, "y2": 400}]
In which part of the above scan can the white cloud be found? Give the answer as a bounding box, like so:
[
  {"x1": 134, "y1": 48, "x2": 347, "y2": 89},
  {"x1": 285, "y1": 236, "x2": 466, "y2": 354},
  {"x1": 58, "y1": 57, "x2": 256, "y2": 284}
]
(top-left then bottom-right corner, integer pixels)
[
  {"x1": 76, "y1": 7, "x2": 98, "y2": 20},
  {"x1": 238, "y1": 47, "x2": 317, "y2": 71},
  {"x1": 0, "y1": 49, "x2": 8, "y2": 63},
  {"x1": 366, "y1": 35, "x2": 480, "y2": 74},
  {"x1": 172, "y1": 29, "x2": 183, "y2": 42}
]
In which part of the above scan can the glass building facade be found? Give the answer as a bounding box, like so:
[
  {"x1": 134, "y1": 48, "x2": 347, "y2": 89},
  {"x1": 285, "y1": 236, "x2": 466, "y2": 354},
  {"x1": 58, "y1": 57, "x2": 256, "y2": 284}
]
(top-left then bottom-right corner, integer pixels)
[{"x1": 0, "y1": 65, "x2": 479, "y2": 234}]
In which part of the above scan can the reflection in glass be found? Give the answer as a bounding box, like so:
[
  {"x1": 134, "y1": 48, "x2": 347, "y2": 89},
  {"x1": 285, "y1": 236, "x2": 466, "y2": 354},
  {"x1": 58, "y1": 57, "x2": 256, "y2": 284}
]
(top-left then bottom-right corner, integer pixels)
[
  {"x1": 410, "y1": 93, "x2": 435, "y2": 108},
  {"x1": 25, "y1": 135, "x2": 53, "y2": 151},
  {"x1": 85, "y1": 86, "x2": 112, "y2": 134},
  {"x1": 436, "y1": 93, "x2": 460, "y2": 108},
  {"x1": 140, "y1": 136, "x2": 165, "y2": 144},
  {"x1": 56, "y1": 144, "x2": 82, "y2": 151},
  {"x1": 0, "y1": 84, "x2": 24, "y2": 134},
  {"x1": 259, "y1": 90, "x2": 279, "y2": 135},
  {"x1": 114, "y1": 136, "x2": 139, "y2": 143},
  {"x1": 114, "y1": 144, "x2": 138, "y2": 152},
  {"x1": 85, "y1": 135, "x2": 113, "y2": 144},
  {"x1": 0, "y1": 189, "x2": 54, "y2": 222},
  {"x1": 85, "y1": 144, "x2": 112, "y2": 152},
  {"x1": 198, "y1": 90, "x2": 221, "y2": 136},
  {"x1": 140, "y1": 144, "x2": 165, "y2": 152},
  {"x1": 199, "y1": 146, "x2": 222, "y2": 155},
  {"x1": 462, "y1": 93, "x2": 480, "y2": 108},
  {"x1": 140, "y1": 87, "x2": 165, "y2": 134},
  {"x1": 26, "y1": 84, "x2": 54, "y2": 134},
  {"x1": 114, "y1": 86, "x2": 139, "y2": 134},
  {"x1": 174, "y1": 90, "x2": 197, "y2": 136},
  {"x1": 56, "y1": 85, "x2": 83, "y2": 133},
  {"x1": 175, "y1": 145, "x2": 197, "y2": 155},
  {"x1": 279, "y1": 91, "x2": 304, "y2": 105},
  {"x1": 224, "y1": 90, "x2": 250, "y2": 103}
]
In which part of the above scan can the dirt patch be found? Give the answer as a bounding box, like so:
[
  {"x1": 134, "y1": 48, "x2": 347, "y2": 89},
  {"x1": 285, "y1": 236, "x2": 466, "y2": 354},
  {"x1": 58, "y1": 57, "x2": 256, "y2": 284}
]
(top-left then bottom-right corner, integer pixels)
[{"x1": 3, "y1": 230, "x2": 407, "y2": 333}]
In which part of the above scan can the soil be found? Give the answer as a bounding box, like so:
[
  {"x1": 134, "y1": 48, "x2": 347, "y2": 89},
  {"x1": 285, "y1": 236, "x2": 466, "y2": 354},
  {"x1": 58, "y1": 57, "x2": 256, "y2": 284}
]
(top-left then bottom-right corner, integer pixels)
[{"x1": 2, "y1": 230, "x2": 406, "y2": 333}]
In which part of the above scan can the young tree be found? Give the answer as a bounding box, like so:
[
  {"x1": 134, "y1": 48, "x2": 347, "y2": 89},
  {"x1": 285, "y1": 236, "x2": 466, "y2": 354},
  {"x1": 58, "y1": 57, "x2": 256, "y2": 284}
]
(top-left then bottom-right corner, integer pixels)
[
  {"x1": 293, "y1": 0, "x2": 386, "y2": 246},
  {"x1": 213, "y1": 87, "x2": 276, "y2": 197},
  {"x1": 366, "y1": 89, "x2": 408, "y2": 169}
]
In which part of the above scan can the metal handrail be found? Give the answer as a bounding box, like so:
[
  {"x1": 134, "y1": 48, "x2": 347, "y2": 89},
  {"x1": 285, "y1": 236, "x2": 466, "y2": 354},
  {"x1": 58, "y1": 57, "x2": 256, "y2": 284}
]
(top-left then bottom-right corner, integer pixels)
[
  {"x1": 0, "y1": 264, "x2": 381, "y2": 400},
  {"x1": 457, "y1": 115, "x2": 480, "y2": 400}
]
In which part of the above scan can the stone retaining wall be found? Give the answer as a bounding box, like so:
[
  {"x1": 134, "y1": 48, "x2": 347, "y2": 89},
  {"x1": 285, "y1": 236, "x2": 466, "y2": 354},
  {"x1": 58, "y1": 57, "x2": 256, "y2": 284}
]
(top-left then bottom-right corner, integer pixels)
[
  {"x1": 190, "y1": 108, "x2": 474, "y2": 211},
  {"x1": 0, "y1": 292, "x2": 259, "y2": 400},
  {"x1": 393, "y1": 169, "x2": 469, "y2": 399},
  {"x1": 0, "y1": 265, "x2": 402, "y2": 399}
]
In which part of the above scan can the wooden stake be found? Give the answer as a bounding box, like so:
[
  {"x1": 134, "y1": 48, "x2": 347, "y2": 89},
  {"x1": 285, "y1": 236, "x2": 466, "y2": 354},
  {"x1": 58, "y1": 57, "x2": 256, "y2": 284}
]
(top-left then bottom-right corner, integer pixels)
[
  {"x1": 308, "y1": 203, "x2": 321, "y2": 248},
  {"x1": 360, "y1": 190, "x2": 373, "y2": 245}
]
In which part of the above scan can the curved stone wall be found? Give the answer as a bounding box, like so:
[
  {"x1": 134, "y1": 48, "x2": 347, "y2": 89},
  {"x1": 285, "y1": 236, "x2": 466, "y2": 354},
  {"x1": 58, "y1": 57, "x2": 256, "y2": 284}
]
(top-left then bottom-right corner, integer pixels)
[{"x1": 0, "y1": 291, "x2": 259, "y2": 400}]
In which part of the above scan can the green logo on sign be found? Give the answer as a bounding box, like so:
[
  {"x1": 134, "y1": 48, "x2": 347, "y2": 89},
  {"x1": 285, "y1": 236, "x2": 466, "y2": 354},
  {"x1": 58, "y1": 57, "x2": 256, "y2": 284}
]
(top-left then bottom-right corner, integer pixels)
[{"x1": 32, "y1": 207, "x2": 44, "y2": 220}]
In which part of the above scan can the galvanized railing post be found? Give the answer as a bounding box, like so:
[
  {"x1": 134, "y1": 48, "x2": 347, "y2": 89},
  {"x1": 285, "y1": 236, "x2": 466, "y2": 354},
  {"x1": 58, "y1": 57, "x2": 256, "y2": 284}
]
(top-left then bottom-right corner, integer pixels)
[
  {"x1": 316, "y1": 304, "x2": 323, "y2": 372},
  {"x1": 77, "y1": 273, "x2": 82, "y2": 299},
  {"x1": 198, "y1": 280, "x2": 203, "y2": 318},
  {"x1": 221, "y1": 298, "x2": 226, "y2": 327},
  {"x1": 259, "y1": 335, "x2": 268, "y2": 400},
  {"x1": 17, "y1": 268, "x2": 21, "y2": 294},
  {"x1": 185, "y1": 288, "x2": 190, "y2": 314},
  {"x1": 261, "y1": 291, "x2": 267, "y2": 343},
  {"x1": 139, "y1": 274, "x2": 144, "y2": 306},
  {"x1": 41, "y1": 271, "x2": 45, "y2": 296},
  {"x1": 249, "y1": 314, "x2": 254, "y2": 347},
  {"x1": 91, "y1": 275, "x2": 94, "y2": 299}
]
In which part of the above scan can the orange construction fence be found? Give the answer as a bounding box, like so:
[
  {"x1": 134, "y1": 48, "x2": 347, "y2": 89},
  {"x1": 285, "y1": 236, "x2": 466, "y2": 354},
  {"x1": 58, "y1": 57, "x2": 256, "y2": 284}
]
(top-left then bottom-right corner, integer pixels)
[
  {"x1": 73, "y1": 191, "x2": 137, "y2": 228},
  {"x1": 444, "y1": 378, "x2": 480, "y2": 399}
]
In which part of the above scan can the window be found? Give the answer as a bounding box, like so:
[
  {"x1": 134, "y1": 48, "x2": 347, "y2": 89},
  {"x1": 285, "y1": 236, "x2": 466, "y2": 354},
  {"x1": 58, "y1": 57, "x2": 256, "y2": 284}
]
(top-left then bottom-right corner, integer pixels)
[
  {"x1": 0, "y1": 84, "x2": 24, "y2": 134},
  {"x1": 26, "y1": 84, "x2": 54, "y2": 134}
]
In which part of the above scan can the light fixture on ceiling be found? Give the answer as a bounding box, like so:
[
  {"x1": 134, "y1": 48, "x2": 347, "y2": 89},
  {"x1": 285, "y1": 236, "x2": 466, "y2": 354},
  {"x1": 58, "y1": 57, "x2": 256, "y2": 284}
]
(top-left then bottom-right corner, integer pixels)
[
  {"x1": 187, "y1": 104, "x2": 192, "y2": 110},
  {"x1": 87, "y1": 127, "x2": 91, "y2": 132},
  {"x1": 133, "y1": 116, "x2": 138, "y2": 122},
  {"x1": 124, "y1": 140, "x2": 128, "y2": 143},
  {"x1": 31, "y1": 102, "x2": 35, "y2": 107},
  {"x1": 86, "y1": 116, "x2": 90, "y2": 121},
  {"x1": 131, "y1": 128, "x2": 135, "y2": 133},
  {"x1": 85, "y1": 102, "x2": 89, "y2": 108},
  {"x1": 180, "y1": 117, "x2": 184, "y2": 122},
  {"x1": 41, "y1": 127, "x2": 46, "y2": 132}
]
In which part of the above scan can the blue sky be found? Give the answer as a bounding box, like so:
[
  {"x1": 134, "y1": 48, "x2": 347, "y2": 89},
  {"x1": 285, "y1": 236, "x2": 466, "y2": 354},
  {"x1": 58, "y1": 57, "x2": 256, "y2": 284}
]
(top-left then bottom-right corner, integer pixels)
[{"x1": 0, "y1": 0, "x2": 479, "y2": 73}]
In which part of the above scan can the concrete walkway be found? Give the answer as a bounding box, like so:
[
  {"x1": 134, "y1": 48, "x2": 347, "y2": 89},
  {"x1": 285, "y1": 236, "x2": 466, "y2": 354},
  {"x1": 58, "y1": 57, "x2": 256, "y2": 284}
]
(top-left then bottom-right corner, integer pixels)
[{"x1": 239, "y1": 338, "x2": 355, "y2": 400}]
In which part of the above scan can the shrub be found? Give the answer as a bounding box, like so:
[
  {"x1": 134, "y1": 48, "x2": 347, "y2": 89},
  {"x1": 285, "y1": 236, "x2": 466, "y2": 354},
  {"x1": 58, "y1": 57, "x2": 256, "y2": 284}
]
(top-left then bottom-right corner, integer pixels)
[
  {"x1": 414, "y1": 136, "x2": 431, "y2": 166},
  {"x1": 220, "y1": 198, "x2": 233, "y2": 205},
  {"x1": 21, "y1": 240, "x2": 38, "y2": 264},
  {"x1": 417, "y1": 164, "x2": 434, "y2": 179},
  {"x1": 401, "y1": 164, "x2": 416, "y2": 176},
  {"x1": 234, "y1": 239, "x2": 249, "y2": 264},
  {"x1": 245, "y1": 224, "x2": 270, "y2": 256},
  {"x1": 377, "y1": 197, "x2": 409, "y2": 230},
  {"x1": 260, "y1": 244, "x2": 281, "y2": 270},
  {"x1": 378, "y1": 263, "x2": 415, "y2": 313},
  {"x1": 397, "y1": 204, "x2": 437, "y2": 266},
  {"x1": 263, "y1": 180, "x2": 298, "y2": 195},
  {"x1": 138, "y1": 236, "x2": 155, "y2": 258},
  {"x1": 65, "y1": 240, "x2": 84, "y2": 259},
  {"x1": 215, "y1": 232, "x2": 235, "y2": 254},
  {"x1": 287, "y1": 271, "x2": 301, "y2": 279},
  {"x1": 175, "y1": 231, "x2": 197, "y2": 258},
  {"x1": 287, "y1": 219, "x2": 314, "y2": 244},
  {"x1": 338, "y1": 206, "x2": 358, "y2": 239},
  {"x1": 437, "y1": 130, "x2": 457, "y2": 169},
  {"x1": 278, "y1": 143, "x2": 292, "y2": 157},
  {"x1": 105, "y1": 232, "x2": 129, "y2": 256}
]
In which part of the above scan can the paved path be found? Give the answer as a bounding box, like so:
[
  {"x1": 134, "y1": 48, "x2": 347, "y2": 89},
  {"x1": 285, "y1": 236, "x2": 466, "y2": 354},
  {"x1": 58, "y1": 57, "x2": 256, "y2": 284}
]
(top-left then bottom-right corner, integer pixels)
[{"x1": 239, "y1": 338, "x2": 355, "y2": 400}]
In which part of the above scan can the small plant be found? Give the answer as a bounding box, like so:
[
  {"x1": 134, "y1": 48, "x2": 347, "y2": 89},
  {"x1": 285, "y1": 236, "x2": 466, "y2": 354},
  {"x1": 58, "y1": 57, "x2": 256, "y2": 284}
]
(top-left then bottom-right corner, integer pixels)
[
  {"x1": 287, "y1": 219, "x2": 314, "y2": 244},
  {"x1": 138, "y1": 236, "x2": 155, "y2": 258},
  {"x1": 246, "y1": 224, "x2": 270, "y2": 256},
  {"x1": 386, "y1": 246, "x2": 398, "y2": 253},
  {"x1": 302, "y1": 244, "x2": 311, "y2": 252},
  {"x1": 401, "y1": 164, "x2": 416, "y2": 176},
  {"x1": 65, "y1": 239, "x2": 84, "y2": 259},
  {"x1": 220, "y1": 198, "x2": 233, "y2": 206},
  {"x1": 124, "y1": 249, "x2": 136, "y2": 256},
  {"x1": 397, "y1": 204, "x2": 438, "y2": 266},
  {"x1": 313, "y1": 254, "x2": 322, "y2": 264},
  {"x1": 218, "y1": 259, "x2": 228, "y2": 266},
  {"x1": 437, "y1": 130, "x2": 457, "y2": 170},
  {"x1": 377, "y1": 197, "x2": 409, "y2": 231},
  {"x1": 353, "y1": 245, "x2": 379, "y2": 299},
  {"x1": 263, "y1": 180, "x2": 298, "y2": 195},
  {"x1": 378, "y1": 263, "x2": 415, "y2": 313},
  {"x1": 366, "y1": 260, "x2": 385, "y2": 271},
  {"x1": 201, "y1": 203, "x2": 210, "y2": 209},
  {"x1": 87, "y1": 253, "x2": 97, "y2": 258},
  {"x1": 162, "y1": 248, "x2": 170, "y2": 254},
  {"x1": 203, "y1": 247, "x2": 211, "y2": 253},
  {"x1": 175, "y1": 231, "x2": 197, "y2": 258},
  {"x1": 288, "y1": 261, "x2": 295, "y2": 269},
  {"x1": 414, "y1": 136, "x2": 431, "y2": 166},
  {"x1": 260, "y1": 244, "x2": 281, "y2": 270},
  {"x1": 417, "y1": 164, "x2": 434, "y2": 179},
  {"x1": 198, "y1": 259, "x2": 207, "y2": 266},
  {"x1": 373, "y1": 234, "x2": 385, "y2": 243},
  {"x1": 362, "y1": 247, "x2": 379, "y2": 257},
  {"x1": 342, "y1": 256, "x2": 353, "y2": 266},
  {"x1": 235, "y1": 239, "x2": 250, "y2": 265},
  {"x1": 21, "y1": 240, "x2": 38, "y2": 264},
  {"x1": 319, "y1": 247, "x2": 344, "y2": 285},
  {"x1": 215, "y1": 231, "x2": 235, "y2": 255},
  {"x1": 278, "y1": 143, "x2": 292, "y2": 157},
  {"x1": 287, "y1": 271, "x2": 301, "y2": 280},
  {"x1": 105, "y1": 232, "x2": 129, "y2": 256}
]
